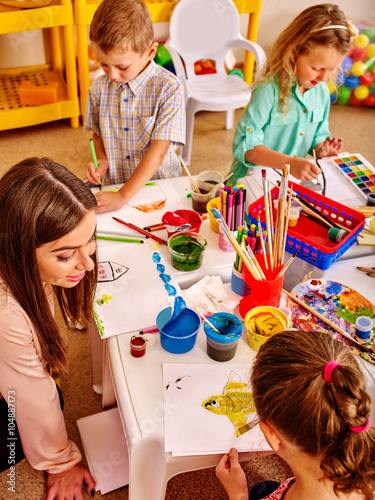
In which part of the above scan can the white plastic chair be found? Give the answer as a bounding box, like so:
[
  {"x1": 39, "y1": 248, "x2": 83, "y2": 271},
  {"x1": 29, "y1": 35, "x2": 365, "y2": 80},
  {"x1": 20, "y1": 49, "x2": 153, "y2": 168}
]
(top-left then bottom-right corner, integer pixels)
[{"x1": 165, "y1": 0, "x2": 266, "y2": 165}]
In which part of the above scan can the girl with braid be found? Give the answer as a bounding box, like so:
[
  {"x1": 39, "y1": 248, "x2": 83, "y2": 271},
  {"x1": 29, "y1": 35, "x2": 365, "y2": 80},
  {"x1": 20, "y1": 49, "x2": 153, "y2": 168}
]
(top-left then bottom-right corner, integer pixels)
[{"x1": 216, "y1": 330, "x2": 375, "y2": 500}]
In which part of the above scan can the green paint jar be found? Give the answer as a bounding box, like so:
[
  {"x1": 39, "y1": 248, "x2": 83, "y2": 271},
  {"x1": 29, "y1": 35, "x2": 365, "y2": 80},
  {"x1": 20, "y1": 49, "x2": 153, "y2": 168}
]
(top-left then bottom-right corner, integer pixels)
[{"x1": 168, "y1": 232, "x2": 207, "y2": 272}]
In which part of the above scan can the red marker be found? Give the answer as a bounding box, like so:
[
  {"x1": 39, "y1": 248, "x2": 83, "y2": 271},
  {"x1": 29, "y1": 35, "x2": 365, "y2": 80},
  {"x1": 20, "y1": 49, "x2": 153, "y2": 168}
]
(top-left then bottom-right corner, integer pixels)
[{"x1": 112, "y1": 217, "x2": 168, "y2": 245}]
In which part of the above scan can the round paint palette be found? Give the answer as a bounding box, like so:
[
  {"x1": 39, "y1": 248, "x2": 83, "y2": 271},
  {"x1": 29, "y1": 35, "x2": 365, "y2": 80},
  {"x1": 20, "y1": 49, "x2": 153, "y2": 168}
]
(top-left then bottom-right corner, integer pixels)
[{"x1": 287, "y1": 279, "x2": 375, "y2": 364}]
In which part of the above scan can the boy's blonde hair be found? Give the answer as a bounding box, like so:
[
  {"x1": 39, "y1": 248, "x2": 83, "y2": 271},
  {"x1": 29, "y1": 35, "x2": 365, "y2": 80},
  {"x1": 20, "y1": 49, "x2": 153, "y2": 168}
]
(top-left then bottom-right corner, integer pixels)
[
  {"x1": 251, "y1": 330, "x2": 375, "y2": 500},
  {"x1": 260, "y1": 3, "x2": 351, "y2": 112},
  {"x1": 89, "y1": 0, "x2": 154, "y2": 54}
]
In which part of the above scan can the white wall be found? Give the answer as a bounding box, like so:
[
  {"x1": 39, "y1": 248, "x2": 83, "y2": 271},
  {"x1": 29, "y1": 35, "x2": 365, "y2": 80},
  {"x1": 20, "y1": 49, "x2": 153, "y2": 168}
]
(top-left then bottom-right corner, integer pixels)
[{"x1": 0, "y1": 0, "x2": 374, "y2": 68}]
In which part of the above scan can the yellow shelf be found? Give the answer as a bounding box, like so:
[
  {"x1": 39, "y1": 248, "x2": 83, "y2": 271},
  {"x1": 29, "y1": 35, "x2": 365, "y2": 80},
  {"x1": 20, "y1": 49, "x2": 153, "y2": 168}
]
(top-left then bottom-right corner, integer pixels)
[
  {"x1": 0, "y1": 65, "x2": 79, "y2": 130},
  {"x1": 74, "y1": 0, "x2": 262, "y2": 117},
  {"x1": 0, "y1": 0, "x2": 80, "y2": 129}
]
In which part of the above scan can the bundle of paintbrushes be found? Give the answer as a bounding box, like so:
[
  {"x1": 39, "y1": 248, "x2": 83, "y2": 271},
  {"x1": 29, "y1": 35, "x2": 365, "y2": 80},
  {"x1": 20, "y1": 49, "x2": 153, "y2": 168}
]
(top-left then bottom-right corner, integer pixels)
[{"x1": 220, "y1": 185, "x2": 247, "y2": 232}]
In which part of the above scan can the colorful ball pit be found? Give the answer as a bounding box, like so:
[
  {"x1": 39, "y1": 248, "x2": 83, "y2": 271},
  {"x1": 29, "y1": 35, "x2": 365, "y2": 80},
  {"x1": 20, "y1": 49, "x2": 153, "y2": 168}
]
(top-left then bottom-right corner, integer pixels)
[{"x1": 329, "y1": 22, "x2": 375, "y2": 108}]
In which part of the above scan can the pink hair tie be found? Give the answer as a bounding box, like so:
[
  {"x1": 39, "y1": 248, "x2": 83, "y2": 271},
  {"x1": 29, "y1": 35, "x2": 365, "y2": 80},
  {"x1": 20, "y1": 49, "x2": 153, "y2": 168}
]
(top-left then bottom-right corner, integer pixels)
[
  {"x1": 350, "y1": 418, "x2": 371, "y2": 433},
  {"x1": 324, "y1": 361, "x2": 342, "y2": 383}
]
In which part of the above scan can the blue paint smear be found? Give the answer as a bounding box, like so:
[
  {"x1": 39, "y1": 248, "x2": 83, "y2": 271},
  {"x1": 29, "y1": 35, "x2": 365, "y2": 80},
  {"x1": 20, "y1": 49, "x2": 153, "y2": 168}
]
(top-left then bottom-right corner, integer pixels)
[
  {"x1": 325, "y1": 282, "x2": 342, "y2": 297},
  {"x1": 156, "y1": 263, "x2": 165, "y2": 273},
  {"x1": 159, "y1": 273, "x2": 171, "y2": 284},
  {"x1": 152, "y1": 252, "x2": 161, "y2": 263},
  {"x1": 164, "y1": 284, "x2": 177, "y2": 296}
]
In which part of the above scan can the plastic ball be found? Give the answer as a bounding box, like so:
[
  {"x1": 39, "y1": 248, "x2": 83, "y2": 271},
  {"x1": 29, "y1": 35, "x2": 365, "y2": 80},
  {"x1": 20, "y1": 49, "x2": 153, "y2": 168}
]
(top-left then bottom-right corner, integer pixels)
[
  {"x1": 364, "y1": 93, "x2": 375, "y2": 107},
  {"x1": 363, "y1": 27, "x2": 375, "y2": 41},
  {"x1": 329, "y1": 91, "x2": 337, "y2": 103},
  {"x1": 351, "y1": 48, "x2": 368, "y2": 62},
  {"x1": 349, "y1": 95, "x2": 362, "y2": 106},
  {"x1": 326, "y1": 83, "x2": 336, "y2": 94},
  {"x1": 370, "y1": 82, "x2": 375, "y2": 95},
  {"x1": 354, "y1": 85, "x2": 370, "y2": 100},
  {"x1": 367, "y1": 44, "x2": 375, "y2": 59},
  {"x1": 341, "y1": 56, "x2": 352, "y2": 72},
  {"x1": 360, "y1": 71, "x2": 375, "y2": 87},
  {"x1": 345, "y1": 75, "x2": 360, "y2": 89},
  {"x1": 336, "y1": 71, "x2": 345, "y2": 86},
  {"x1": 354, "y1": 34, "x2": 370, "y2": 48},
  {"x1": 337, "y1": 85, "x2": 351, "y2": 101},
  {"x1": 351, "y1": 61, "x2": 366, "y2": 76}
]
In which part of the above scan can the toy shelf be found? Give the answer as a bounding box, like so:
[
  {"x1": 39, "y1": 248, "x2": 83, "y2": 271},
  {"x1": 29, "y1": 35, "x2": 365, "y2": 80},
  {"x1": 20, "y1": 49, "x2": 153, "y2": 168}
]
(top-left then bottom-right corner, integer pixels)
[
  {"x1": 73, "y1": 0, "x2": 262, "y2": 117},
  {"x1": 0, "y1": 0, "x2": 79, "y2": 130}
]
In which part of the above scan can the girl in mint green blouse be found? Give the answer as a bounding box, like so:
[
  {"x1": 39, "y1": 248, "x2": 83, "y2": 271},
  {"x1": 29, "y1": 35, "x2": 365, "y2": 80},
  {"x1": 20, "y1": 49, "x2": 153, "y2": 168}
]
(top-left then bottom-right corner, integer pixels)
[{"x1": 230, "y1": 4, "x2": 355, "y2": 184}]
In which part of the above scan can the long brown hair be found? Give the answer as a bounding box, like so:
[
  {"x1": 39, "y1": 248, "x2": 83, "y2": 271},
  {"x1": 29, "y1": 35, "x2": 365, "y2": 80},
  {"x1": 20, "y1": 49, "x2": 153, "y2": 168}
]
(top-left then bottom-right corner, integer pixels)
[
  {"x1": 260, "y1": 4, "x2": 350, "y2": 112},
  {"x1": 0, "y1": 157, "x2": 98, "y2": 369},
  {"x1": 251, "y1": 330, "x2": 375, "y2": 499}
]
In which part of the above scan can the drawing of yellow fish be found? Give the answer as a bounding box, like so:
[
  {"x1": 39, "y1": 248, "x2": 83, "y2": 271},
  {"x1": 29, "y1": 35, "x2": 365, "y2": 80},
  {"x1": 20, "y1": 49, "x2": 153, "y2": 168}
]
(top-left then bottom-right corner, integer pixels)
[{"x1": 202, "y1": 372, "x2": 258, "y2": 436}]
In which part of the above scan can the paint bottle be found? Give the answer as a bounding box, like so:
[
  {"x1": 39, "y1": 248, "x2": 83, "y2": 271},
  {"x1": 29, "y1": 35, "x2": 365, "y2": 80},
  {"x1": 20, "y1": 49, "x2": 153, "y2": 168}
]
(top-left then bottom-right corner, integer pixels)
[
  {"x1": 288, "y1": 207, "x2": 300, "y2": 227},
  {"x1": 203, "y1": 313, "x2": 243, "y2": 362},
  {"x1": 130, "y1": 336, "x2": 147, "y2": 357},
  {"x1": 355, "y1": 316, "x2": 373, "y2": 340}
]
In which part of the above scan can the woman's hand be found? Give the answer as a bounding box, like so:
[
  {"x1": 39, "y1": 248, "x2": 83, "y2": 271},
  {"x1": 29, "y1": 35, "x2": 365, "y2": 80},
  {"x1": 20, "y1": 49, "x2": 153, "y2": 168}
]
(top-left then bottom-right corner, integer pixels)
[
  {"x1": 216, "y1": 448, "x2": 249, "y2": 500},
  {"x1": 46, "y1": 464, "x2": 95, "y2": 500}
]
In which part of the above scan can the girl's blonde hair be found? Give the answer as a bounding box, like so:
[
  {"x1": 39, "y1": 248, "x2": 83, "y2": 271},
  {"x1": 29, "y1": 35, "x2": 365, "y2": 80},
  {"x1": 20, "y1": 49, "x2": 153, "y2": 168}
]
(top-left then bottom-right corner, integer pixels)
[
  {"x1": 251, "y1": 330, "x2": 375, "y2": 499},
  {"x1": 90, "y1": 0, "x2": 154, "y2": 55},
  {"x1": 260, "y1": 3, "x2": 351, "y2": 112}
]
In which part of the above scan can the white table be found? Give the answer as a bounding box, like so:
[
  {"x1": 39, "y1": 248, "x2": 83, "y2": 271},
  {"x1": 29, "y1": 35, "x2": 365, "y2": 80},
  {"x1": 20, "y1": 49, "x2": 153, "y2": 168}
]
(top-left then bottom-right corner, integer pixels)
[{"x1": 92, "y1": 163, "x2": 375, "y2": 499}]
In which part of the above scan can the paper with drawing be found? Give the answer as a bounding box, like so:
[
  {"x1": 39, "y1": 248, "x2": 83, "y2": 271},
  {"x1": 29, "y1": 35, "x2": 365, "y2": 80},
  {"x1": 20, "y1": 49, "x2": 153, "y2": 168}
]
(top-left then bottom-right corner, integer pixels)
[{"x1": 163, "y1": 363, "x2": 271, "y2": 456}]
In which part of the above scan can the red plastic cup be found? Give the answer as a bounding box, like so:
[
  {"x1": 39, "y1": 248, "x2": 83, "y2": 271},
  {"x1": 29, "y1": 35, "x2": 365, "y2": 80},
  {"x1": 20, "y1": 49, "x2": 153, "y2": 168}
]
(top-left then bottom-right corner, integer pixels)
[
  {"x1": 162, "y1": 209, "x2": 202, "y2": 237},
  {"x1": 239, "y1": 256, "x2": 284, "y2": 319}
]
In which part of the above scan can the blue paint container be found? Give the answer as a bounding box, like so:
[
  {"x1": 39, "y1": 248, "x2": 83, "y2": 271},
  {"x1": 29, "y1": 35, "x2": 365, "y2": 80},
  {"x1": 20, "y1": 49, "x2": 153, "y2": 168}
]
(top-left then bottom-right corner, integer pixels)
[
  {"x1": 231, "y1": 265, "x2": 251, "y2": 296},
  {"x1": 156, "y1": 306, "x2": 200, "y2": 354},
  {"x1": 203, "y1": 313, "x2": 243, "y2": 362},
  {"x1": 355, "y1": 316, "x2": 373, "y2": 340}
]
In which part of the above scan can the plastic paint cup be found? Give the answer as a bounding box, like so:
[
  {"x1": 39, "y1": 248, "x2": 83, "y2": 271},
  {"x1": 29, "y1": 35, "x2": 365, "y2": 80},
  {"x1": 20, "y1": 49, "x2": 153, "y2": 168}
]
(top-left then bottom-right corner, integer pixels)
[
  {"x1": 231, "y1": 265, "x2": 251, "y2": 296},
  {"x1": 168, "y1": 232, "x2": 207, "y2": 271},
  {"x1": 239, "y1": 256, "x2": 284, "y2": 319},
  {"x1": 191, "y1": 170, "x2": 224, "y2": 213},
  {"x1": 355, "y1": 316, "x2": 373, "y2": 340},
  {"x1": 218, "y1": 227, "x2": 236, "y2": 252},
  {"x1": 206, "y1": 197, "x2": 221, "y2": 233},
  {"x1": 203, "y1": 312, "x2": 243, "y2": 361},
  {"x1": 156, "y1": 306, "x2": 200, "y2": 353},
  {"x1": 288, "y1": 207, "x2": 300, "y2": 227},
  {"x1": 130, "y1": 336, "x2": 146, "y2": 357},
  {"x1": 162, "y1": 209, "x2": 202, "y2": 237},
  {"x1": 244, "y1": 306, "x2": 288, "y2": 352}
]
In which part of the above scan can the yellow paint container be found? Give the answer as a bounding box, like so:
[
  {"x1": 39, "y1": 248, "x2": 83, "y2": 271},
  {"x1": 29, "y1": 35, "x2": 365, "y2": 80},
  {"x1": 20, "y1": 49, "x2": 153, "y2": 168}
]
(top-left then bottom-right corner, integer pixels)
[
  {"x1": 244, "y1": 306, "x2": 288, "y2": 352},
  {"x1": 207, "y1": 197, "x2": 221, "y2": 233}
]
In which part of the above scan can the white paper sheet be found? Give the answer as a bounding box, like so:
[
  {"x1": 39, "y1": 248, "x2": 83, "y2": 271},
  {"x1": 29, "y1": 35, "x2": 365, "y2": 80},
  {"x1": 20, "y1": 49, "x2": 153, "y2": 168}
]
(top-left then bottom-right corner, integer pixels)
[
  {"x1": 163, "y1": 364, "x2": 271, "y2": 456},
  {"x1": 94, "y1": 239, "x2": 181, "y2": 338},
  {"x1": 95, "y1": 180, "x2": 182, "y2": 236},
  {"x1": 76, "y1": 407, "x2": 129, "y2": 495}
]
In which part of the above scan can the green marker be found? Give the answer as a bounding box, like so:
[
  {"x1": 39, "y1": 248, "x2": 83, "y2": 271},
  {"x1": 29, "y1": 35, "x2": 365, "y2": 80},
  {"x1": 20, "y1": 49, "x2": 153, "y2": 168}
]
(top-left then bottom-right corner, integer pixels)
[
  {"x1": 90, "y1": 138, "x2": 102, "y2": 190},
  {"x1": 96, "y1": 235, "x2": 144, "y2": 244}
]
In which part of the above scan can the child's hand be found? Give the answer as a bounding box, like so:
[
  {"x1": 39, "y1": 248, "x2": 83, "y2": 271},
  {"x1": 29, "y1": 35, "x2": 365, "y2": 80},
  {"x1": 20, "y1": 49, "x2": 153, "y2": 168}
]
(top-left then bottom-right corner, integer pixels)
[
  {"x1": 216, "y1": 448, "x2": 249, "y2": 500},
  {"x1": 317, "y1": 137, "x2": 343, "y2": 157},
  {"x1": 94, "y1": 191, "x2": 126, "y2": 214},
  {"x1": 288, "y1": 157, "x2": 321, "y2": 181},
  {"x1": 86, "y1": 158, "x2": 109, "y2": 186}
]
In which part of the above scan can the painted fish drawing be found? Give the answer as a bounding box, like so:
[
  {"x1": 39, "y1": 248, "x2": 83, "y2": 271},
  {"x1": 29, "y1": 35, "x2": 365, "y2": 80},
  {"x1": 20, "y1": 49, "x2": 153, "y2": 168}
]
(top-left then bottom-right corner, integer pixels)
[{"x1": 202, "y1": 372, "x2": 258, "y2": 436}]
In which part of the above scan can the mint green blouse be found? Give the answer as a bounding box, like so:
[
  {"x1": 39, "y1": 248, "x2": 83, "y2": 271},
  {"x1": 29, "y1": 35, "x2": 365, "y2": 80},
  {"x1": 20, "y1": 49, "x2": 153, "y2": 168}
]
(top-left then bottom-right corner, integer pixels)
[{"x1": 230, "y1": 80, "x2": 331, "y2": 182}]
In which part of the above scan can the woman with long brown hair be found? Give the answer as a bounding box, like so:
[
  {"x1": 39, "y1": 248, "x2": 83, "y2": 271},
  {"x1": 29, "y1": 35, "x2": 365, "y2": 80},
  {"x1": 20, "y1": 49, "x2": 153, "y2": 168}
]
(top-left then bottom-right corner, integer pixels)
[{"x1": 0, "y1": 157, "x2": 98, "y2": 499}]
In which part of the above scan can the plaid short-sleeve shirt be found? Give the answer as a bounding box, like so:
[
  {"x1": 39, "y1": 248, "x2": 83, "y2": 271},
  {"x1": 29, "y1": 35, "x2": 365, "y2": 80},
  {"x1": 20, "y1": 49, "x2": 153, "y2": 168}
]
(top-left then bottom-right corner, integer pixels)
[{"x1": 85, "y1": 61, "x2": 185, "y2": 185}]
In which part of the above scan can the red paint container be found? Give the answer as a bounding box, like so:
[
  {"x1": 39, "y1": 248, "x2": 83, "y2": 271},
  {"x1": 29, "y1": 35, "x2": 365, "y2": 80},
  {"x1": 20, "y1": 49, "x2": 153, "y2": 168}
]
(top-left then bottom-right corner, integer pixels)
[
  {"x1": 162, "y1": 209, "x2": 202, "y2": 237},
  {"x1": 130, "y1": 336, "x2": 147, "y2": 357}
]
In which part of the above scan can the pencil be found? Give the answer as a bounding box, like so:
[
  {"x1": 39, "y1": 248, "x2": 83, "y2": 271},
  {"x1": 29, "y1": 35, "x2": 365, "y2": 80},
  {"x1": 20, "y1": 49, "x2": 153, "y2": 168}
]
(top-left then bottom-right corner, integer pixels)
[
  {"x1": 112, "y1": 217, "x2": 168, "y2": 245},
  {"x1": 90, "y1": 138, "x2": 102, "y2": 191},
  {"x1": 357, "y1": 266, "x2": 375, "y2": 273},
  {"x1": 96, "y1": 235, "x2": 144, "y2": 244}
]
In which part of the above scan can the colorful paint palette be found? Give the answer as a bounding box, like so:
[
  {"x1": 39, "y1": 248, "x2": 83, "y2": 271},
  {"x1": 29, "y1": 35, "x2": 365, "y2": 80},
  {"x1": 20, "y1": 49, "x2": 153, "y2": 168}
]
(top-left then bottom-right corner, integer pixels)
[
  {"x1": 287, "y1": 279, "x2": 375, "y2": 365},
  {"x1": 331, "y1": 153, "x2": 375, "y2": 201}
]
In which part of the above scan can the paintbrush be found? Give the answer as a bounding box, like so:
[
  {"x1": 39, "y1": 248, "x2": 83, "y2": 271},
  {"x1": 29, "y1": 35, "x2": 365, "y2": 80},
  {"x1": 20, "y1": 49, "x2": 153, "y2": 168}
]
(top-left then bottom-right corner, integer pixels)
[
  {"x1": 194, "y1": 307, "x2": 221, "y2": 333},
  {"x1": 283, "y1": 289, "x2": 372, "y2": 351},
  {"x1": 207, "y1": 172, "x2": 234, "y2": 195},
  {"x1": 275, "y1": 250, "x2": 297, "y2": 278},
  {"x1": 261, "y1": 170, "x2": 274, "y2": 270},
  {"x1": 178, "y1": 154, "x2": 201, "y2": 194},
  {"x1": 211, "y1": 208, "x2": 261, "y2": 280}
]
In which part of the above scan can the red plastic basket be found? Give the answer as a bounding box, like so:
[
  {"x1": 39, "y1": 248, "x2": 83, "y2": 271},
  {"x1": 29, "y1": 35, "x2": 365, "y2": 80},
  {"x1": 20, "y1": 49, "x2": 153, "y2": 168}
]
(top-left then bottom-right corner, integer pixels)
[{"x1": 247, "y1": 182, "x2": 365, "y2": 270}]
